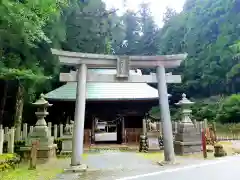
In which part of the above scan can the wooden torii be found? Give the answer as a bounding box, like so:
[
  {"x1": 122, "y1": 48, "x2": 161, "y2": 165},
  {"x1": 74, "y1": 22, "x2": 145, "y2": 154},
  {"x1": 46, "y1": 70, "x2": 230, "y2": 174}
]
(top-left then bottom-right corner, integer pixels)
[{"x1": 51, "y1": 48, "x2": 187, "y2": 168}]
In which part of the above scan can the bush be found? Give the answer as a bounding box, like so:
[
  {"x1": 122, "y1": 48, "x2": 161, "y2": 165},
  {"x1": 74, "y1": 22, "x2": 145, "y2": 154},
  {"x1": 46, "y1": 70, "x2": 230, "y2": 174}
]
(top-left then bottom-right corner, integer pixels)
[
  {"x1": 3, "y1": 140, "x2": 25, "y2": 155},
  {"x1": 191, "y1": 96, "x2": 225, "y2": 121},
  {"x1": 216, "y1": 94, "x2": 240, "y2": 124},
  {"x1": 0, "y1": 154, "x2": 21, "y2": 172},
  {"x1": 54, "y1": 139, "x2": 62, "y2": 155}
]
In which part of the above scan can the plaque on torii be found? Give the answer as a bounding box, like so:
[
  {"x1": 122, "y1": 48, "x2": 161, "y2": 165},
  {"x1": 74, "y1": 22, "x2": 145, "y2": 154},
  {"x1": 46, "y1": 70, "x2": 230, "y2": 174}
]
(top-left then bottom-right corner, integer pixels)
[{"x1": 116, "y1": 56, "x2": 130, "y2": 79}]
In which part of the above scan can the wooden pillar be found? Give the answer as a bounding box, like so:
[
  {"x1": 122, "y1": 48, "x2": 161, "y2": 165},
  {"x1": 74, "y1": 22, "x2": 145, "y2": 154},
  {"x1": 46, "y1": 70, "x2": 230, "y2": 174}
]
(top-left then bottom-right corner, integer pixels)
[
  {"x1": 91, "y1": 117, "x2": 95, "y2": 144},
  {"x1": 122, "y1": 117, "x2": 126, "y2": 144}
]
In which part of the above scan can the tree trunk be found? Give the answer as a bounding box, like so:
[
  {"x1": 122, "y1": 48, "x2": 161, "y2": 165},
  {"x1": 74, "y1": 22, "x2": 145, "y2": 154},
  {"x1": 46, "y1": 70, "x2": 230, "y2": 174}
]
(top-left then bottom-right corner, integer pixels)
[
  {"x1": 0, "y1": 81, "x2": 8, "y2": 125},
  {"x1": 14, "y1": 82, "x2": 24, "y2": 141}
]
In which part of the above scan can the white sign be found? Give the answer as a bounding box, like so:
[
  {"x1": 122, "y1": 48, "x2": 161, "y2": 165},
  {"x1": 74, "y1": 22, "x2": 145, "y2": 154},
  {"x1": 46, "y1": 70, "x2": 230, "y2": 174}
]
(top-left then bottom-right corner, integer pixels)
[{"x1": 148, "y1": 137, "x2": 159, "y2": 150}]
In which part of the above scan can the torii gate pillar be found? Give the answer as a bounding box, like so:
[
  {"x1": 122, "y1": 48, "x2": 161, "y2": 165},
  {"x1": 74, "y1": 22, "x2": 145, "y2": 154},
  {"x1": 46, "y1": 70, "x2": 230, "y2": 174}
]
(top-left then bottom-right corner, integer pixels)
[
  {"x1": 157, "y1": 66, "x2": 175, "y2": 162},
  {"x1": 71, "y1": 64, "x2": 87, "y2": 166},
  {"x1": 51, "y1": 49, "x2": 187, "y2": 168}
]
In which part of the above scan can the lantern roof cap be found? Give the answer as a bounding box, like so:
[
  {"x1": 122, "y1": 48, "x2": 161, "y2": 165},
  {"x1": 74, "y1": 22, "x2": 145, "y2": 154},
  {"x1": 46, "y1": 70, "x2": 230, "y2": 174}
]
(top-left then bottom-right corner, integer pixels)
[
  {"x1": 33, "y1": 94, "x2": 52, "y2": 106},
  {"x1": 175, "y1": 93, "x2": 194, "y2": 106}
]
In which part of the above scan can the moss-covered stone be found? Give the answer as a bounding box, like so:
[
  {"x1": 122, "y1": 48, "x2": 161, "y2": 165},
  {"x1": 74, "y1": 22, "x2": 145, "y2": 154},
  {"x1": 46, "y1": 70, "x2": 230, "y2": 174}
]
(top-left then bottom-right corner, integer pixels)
[{"x1": 214, "y1": 143, "x2": 227, "y2": 157}]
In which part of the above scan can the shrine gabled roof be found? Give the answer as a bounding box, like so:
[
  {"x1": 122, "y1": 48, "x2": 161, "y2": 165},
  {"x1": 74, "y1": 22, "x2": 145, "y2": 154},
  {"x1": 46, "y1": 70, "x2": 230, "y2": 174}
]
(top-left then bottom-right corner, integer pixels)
[{"x1": 44, "y1": 69, "x2": 163, "y2": 101}]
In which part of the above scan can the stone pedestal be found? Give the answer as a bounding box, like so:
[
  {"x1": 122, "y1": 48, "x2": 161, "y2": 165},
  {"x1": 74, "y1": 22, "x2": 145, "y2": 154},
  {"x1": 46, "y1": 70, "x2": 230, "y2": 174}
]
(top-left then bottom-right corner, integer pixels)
[
  {"x1": 21, "y1": 125, "x2": 57, "y2": 161},
  {"x1": 60, "y1": 135, "x2": 73, "y2": 154},
  {"x1": 147, "y1": 131, "x2": 162, "y2": 151},
  {"x1": 20, "y1": 94, "x2": 57, "y2": 163},
  {"x1": 174, "y1": 123, "x2": 201, "y2": 155}
]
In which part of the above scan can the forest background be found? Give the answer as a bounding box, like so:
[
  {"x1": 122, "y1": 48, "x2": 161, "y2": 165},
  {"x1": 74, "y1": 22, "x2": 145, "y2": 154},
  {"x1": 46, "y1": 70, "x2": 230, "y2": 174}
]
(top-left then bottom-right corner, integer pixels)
[{"x1": 0, "y1": 0, "x2": 240, "y2": 132}]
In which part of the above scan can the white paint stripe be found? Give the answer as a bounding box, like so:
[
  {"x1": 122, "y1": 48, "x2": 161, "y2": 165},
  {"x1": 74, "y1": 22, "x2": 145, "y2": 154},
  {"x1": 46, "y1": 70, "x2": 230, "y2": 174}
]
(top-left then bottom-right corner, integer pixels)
[{"x1": 115, "y1": 156, "x2": 240, "y2": 180}]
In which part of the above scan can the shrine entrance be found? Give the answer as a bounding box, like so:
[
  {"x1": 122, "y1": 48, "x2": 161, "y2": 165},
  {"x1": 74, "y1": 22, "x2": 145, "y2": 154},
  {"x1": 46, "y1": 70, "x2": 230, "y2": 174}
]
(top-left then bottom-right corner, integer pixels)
[
  {"x1": 94, "y1": 117, "x2": 120, "y2": 144},
  {"x1": 51, "y1": 49, "x2": 187, "y2": 168}
]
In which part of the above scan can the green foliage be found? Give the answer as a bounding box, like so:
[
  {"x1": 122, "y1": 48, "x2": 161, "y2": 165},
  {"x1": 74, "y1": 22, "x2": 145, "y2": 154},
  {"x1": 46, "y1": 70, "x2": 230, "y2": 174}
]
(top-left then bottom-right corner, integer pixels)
[
  {"x1": 191, "y1": 96, "x2": 225, "y2": 121},
  {"x1": 3, "y1": 141, "x2": 25, "y2": 156},
  {"x1": 216, "y1": 94, "x2": 240, "y2": 124},
  {"x1": 0, "y1": 154, "x2": 20, "y2": 172},
  {"x1": 159, "y1": 0, "x2": 240, "y2": 97},
  {"x1": 54, "y1": 139, "x2": 62, "y2": 155}
]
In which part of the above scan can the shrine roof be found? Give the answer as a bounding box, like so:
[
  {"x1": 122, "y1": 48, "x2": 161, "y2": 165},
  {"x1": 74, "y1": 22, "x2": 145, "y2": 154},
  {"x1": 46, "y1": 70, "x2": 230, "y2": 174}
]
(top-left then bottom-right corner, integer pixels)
[{"x1": 44, "y1": 69, "x2": 167, "y2": 101}]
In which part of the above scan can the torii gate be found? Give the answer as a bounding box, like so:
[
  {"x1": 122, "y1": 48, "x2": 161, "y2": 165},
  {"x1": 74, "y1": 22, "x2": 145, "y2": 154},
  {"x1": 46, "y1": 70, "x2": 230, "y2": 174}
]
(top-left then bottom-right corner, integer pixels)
[{"x1": 51, "y1": 49, "x2": 187, "y2": 168}]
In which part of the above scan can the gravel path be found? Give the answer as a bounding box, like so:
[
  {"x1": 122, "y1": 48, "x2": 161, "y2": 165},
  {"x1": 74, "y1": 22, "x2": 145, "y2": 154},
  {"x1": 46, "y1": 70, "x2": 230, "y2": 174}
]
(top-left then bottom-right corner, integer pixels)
[{"x1": 53, "y1": 151, "x2": 207, "y2": 180}]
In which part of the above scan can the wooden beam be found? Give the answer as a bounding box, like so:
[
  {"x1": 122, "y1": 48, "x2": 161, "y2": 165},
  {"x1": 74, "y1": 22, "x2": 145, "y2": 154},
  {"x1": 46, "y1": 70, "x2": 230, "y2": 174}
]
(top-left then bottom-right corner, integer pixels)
[
  {"x1": 51, "y1": 49, "x2": 187, "y2": 68},
  {"x1": 60, "y1": 72, "x2": 181, "y2": 83}
]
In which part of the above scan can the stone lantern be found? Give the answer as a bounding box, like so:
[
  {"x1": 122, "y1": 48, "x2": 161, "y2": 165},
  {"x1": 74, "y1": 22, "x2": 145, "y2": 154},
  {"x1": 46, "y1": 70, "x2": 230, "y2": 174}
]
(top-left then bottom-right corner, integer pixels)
[
  {"x1": 174, "y1": 93, "x2": 201, "y2": 155},
  {"x1": 175, "y1": 93, "x2": 194, "y2": 124},
  {"x1": 33, "y1": 94, "x2": 52, "y2": 128},
  {"x1": 20, "y1": 94, "x2": 57, "y2": 162}
]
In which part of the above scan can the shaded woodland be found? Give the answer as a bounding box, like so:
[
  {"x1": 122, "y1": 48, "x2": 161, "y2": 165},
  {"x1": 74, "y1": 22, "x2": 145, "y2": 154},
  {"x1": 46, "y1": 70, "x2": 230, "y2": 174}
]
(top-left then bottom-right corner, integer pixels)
[{"x1": 0, "y1": 0, "x2": 240, "y2": 127}]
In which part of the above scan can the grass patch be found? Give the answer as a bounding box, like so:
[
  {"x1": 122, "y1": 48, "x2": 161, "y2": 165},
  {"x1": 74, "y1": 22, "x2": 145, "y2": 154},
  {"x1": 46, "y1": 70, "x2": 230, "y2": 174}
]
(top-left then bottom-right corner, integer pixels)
[
  {"x1": 137, "y1": 151, "x2": 164, "y2": 161},
  {"x1": 0, "y1": 153, "x2": 91, "y2": 180},
  {"x1": 0, "y1": 163, "x2": 63, "y2": 180},
  {"x1": 57, "y1": 153, "x2": 89, "y2": 159},
  {"x1": 137, "y1": 141, "x2": 239, "y2": 163},
  {"x1": 0, "y1": 154, "x2": 15, "y2": 161}
]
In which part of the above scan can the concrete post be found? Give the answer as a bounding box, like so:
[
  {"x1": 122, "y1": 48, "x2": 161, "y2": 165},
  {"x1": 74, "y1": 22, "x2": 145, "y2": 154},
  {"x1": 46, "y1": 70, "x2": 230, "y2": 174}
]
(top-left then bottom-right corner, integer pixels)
[
  {"x1": 8, "y1": 128, "x2": 15, "y2": 153},
  {"x1": 156, "y1": 66, "x2": 175, "y2": 163},
  {"x1": 4, "y1": 127, "x2": 8, "y2": 142},
  {"x1": 59, "y1": 124, "x2": 63, "y2": 137},
  {"x1": 91, "y1": 117, "x2": 95, "y2": 144},
  {"x1": 15, "y1": 125, "x2": 21, "y2": 141},
  {"x1": 0, "y1": 128, "x2": 4, "y2": 155},
  {"x1": 71, "y1": 64, "x2": 87, "y2": 166},
  {"x1": 142, "y1": 118, "x2": 147, "y2": 135},
  {"x1": 48, "y1": 122, "x2": 52, "y2": 136},
  {"x1": 54, "y1": 124, "x2": 58, "y2": 139},
  {"x1": 29, "y1": 126, "x2": 34, "y2": 135},
  {"x1": 22, "y1": 123, "x2": 28, "y2": 141},
  {"x1": 121, "y1": 117, "x2": 125, "y2": 144}
]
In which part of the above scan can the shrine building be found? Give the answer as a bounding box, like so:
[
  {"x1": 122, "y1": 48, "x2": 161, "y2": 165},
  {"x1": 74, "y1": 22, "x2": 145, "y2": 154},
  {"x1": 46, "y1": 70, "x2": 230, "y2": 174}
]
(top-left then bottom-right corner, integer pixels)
[{"x1": 44, "y1": 69, "x2": 164, "y2": 145}]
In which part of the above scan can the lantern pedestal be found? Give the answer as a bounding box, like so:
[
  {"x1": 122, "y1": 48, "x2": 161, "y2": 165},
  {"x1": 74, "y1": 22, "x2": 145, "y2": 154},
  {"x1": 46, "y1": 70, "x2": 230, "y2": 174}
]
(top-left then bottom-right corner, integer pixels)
[
  {"x1": 174, "y1": 123, "x2": 202, "y2": 155},
  {"x1": 20, "y1": 94, "x2": 57, "y2": 163}
]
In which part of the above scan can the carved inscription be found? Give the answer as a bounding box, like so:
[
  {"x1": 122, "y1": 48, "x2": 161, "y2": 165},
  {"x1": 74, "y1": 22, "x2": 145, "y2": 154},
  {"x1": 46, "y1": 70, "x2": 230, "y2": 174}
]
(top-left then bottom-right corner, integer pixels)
[{"x1": 116, "y1": 56, "x2": 130, "y2": 78}]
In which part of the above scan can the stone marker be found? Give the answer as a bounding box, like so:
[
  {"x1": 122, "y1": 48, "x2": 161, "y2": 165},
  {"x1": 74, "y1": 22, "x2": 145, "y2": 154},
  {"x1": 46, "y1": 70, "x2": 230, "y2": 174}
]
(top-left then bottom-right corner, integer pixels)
[
  {"x1": 29, "y1": 140, "x2": 39, "y2": 170},
  {"x1": 8, "y1": 128, "x2": 15, "y2": 153},
  {"x1": 0, "y1": 129, "x2": 4, "y2": 155}
]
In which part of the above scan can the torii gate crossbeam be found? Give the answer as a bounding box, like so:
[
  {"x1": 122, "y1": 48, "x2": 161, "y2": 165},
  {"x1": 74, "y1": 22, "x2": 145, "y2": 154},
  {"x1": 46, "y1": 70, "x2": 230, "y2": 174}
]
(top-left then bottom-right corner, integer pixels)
[{"x1": 51, "y1": 48, "x2": 187, "y2": 169}]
